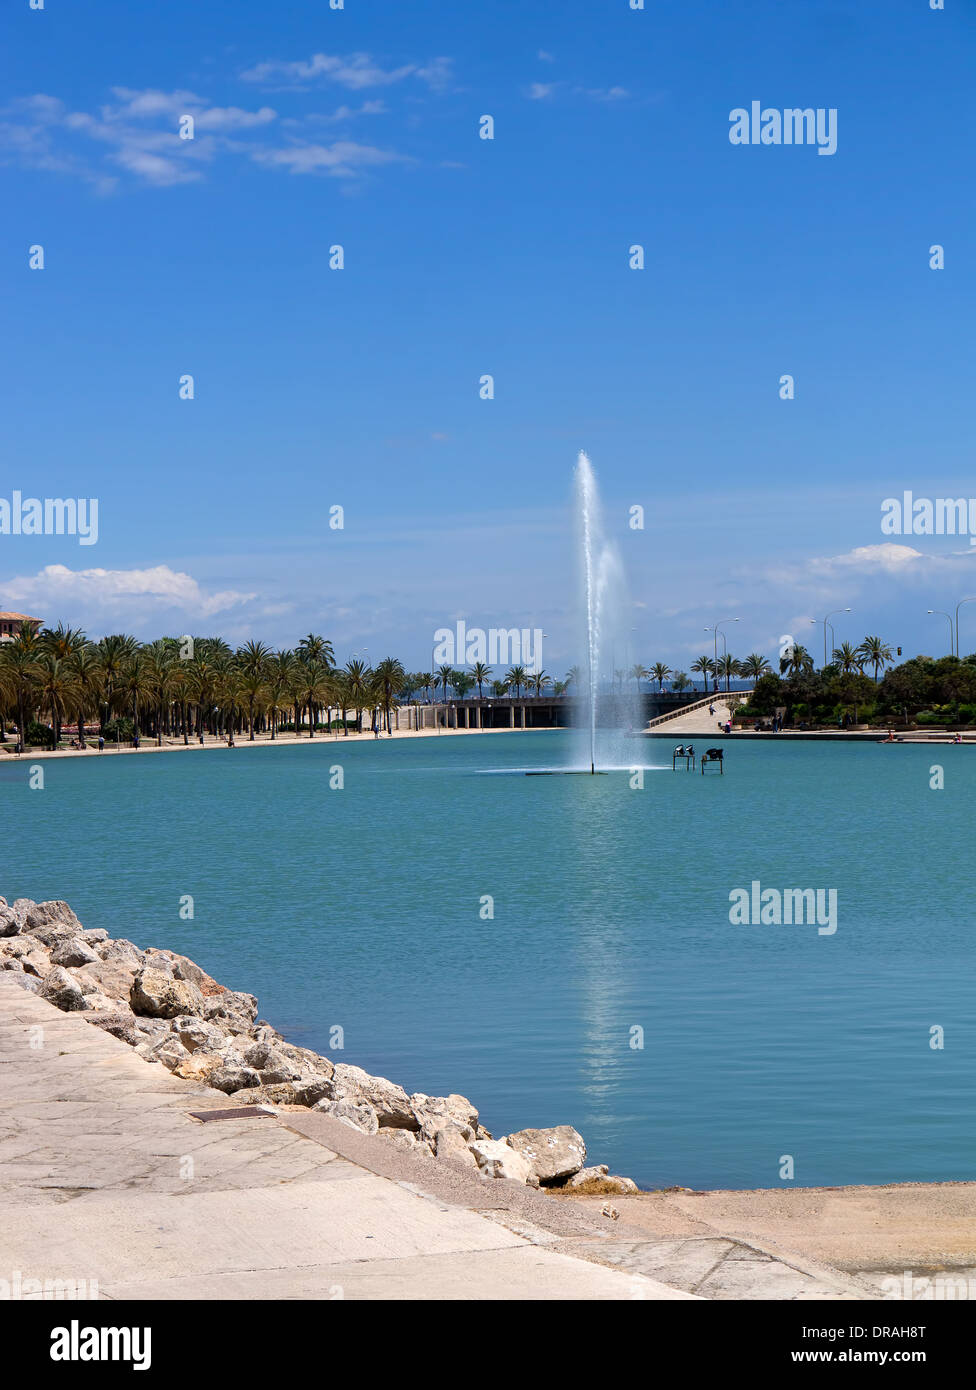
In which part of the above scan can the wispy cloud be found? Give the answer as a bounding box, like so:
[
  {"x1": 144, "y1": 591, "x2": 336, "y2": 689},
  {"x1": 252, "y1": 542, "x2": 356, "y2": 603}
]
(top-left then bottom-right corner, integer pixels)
[
  {"x1": 251, "y1": 139, "x2": 409, "y2": 178},
  {"x1": 0, "y1": 79, "x2": 416, "y2": 188},
  {"x1": 527, "y1": 83, "x2": 557, "y2": 101},
  {"x1": 241, "y1": 51, "x2": 453, "y2": 92}
]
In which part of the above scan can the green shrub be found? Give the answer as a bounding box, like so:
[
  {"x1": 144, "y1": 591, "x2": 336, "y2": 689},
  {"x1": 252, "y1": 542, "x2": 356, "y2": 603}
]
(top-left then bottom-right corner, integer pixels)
[
  {"x1": 25, "y1": 720, "x2": 54, "y2": 746},
  {"x1": 103, "y1": 717, "x2": 134, "y2": 742}
]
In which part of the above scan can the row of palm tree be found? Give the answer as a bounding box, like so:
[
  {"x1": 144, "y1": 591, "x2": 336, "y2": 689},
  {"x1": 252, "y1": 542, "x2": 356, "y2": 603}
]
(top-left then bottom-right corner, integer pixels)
[
  {"x1": 777, "y1": 636, "x2": 895, "y2": 682},
  {"x1": 0, "y1": 624, "x2": 412, "y2": 751}
]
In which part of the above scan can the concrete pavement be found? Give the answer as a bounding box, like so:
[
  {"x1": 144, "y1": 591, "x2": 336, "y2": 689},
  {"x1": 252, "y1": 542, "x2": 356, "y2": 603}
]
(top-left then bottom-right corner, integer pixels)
[{"x1": 0, "y1": 977, "x2": 882, "y2": 1300}]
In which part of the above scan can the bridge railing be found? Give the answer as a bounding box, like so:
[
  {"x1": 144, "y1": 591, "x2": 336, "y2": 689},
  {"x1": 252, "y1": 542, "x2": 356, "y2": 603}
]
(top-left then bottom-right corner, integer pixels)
[{"x1": 643, "y1": 690, "x2": 753, "y2": 729}]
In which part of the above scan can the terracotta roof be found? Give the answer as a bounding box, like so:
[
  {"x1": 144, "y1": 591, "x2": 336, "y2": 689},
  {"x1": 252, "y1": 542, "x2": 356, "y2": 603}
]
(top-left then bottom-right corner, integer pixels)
[{"x1": 0, "y1": 613, "x2": 41, "y2": 621}]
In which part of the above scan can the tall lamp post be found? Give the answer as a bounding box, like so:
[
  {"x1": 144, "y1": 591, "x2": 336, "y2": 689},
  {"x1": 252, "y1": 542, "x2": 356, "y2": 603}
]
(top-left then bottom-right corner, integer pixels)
[
  {"x1": 704, "y1": 617, "x2": 739, "y2": 685},
  {"x1": 811, "y1": 608, "x2": 850, "y2": 668},
  {"x1": 927, "y1": 610, "x2": 955, "y2": 657},
  {"x1": 955, "y1": 597, "x2": 976, "y2": 660}
]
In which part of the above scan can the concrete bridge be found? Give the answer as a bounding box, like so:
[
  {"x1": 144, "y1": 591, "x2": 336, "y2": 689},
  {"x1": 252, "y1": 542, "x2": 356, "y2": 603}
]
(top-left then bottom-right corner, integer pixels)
[{"x1": 395, "y1": 691, "x2": 738, "y2": 731}]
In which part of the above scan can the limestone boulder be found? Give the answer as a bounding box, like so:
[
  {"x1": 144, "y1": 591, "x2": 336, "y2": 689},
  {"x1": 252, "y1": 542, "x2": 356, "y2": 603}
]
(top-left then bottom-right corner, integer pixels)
[
  {"x1": 290, "y1": 1073, "x2": 336, "y2": 1107},
  {"x1": 327, "y1": 1064, "x2": 417, "y2": 1130},
  {"x1": 130, "y1": 967, "x2": 205, "y2": 1019},
  {"x1": 172, "y1": 1054, "x2": 223, "y2": 1083},
  {"x1": 207, "y1": 1062, "x2": 261, "y2": 1094},
  {"x1": 0, "y1": 907, "x2": 21, "y2": 937},
  {"x1": 85, "y1": 1012, "x2": 142, "y2": 1046},
  {"x1": 411, "y1": 1091, "x2": 479, "y2": 1137},
  {"x1": 469, "y1": 1139, "x2": 536, "y2": 1185},
  {"x1": 39, "y1": 966, "x2": 88, "y2": 1012},
  {"x1": 311, "y1": 1097, "x2": 380, "y2": 1134},
  {"x1": 50, "y1": 938, "x2": 100, "y2": 969},
  {"x1": 98, "y1": 938, "x2": 146, "y2": 968},
  {"x1": 171, "y1": 1016, "x2": 228, "y2": 1054},
  {"x1": 72, "y1": 960, "x2": 138, "y2": 1002},
  {"x1": 432, "y1": 1122, "x2": 480, "y2": 1169},
  {"x1": 146, "y1": 1034, "x2": 190, "y2": 1071},
  {"x1": 242, "y1": 1041, "x2": 300, "y2": 1084},
  {"x1": 25, "y1": 900, "x2": 84, "y2": 932},
  {"x1": 504, "y1": 1126, "x2": 586, "y2": 1185},
  {"x1": 203, "y1": 990, "x2": 258, "y2": 1025},
  {"x1": 19, "y1": 949, "x2": 52, "y2": 978}
]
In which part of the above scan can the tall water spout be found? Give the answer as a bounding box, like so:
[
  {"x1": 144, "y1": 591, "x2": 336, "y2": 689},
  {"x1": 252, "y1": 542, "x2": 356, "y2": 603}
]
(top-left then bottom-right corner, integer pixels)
[
  {"x1": 576, "y1": 452, "x2": 599, "y2": 774},
  {"x1": 573, "y1": 451, "x2": 637, "y2": 772}
]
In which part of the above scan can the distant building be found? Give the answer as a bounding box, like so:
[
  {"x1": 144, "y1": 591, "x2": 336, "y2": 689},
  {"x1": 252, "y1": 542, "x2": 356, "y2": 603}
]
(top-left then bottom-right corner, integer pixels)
[{"x1": 0, "y1": 612, "x2": 41, "y2": 642}]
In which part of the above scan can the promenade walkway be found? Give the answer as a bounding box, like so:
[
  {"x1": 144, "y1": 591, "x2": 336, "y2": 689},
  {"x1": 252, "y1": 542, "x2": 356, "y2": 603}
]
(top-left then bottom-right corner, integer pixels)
[{"x1": 0, "y1": 978, "x2": 871, "y2": 1301}]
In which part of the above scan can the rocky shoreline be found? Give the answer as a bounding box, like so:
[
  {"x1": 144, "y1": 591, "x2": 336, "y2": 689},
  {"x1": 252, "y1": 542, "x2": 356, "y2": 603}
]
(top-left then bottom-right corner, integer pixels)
[{"x1": 1, "y1": 896, "x2": 637, "y2": 1195}]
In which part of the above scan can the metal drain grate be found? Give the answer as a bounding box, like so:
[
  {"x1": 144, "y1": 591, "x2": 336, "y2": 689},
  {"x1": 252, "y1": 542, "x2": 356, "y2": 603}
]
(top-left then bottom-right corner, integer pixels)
[{"x1": 187, "y1": 1105, "x2": 277, "y2": 1123}]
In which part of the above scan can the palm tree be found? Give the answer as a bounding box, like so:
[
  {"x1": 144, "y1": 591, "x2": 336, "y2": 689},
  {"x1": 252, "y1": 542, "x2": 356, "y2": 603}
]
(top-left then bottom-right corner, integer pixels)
[
  {"x1": 565, "y1": 665, "x2": 581, "y2": 691},
  {"x1": 505, "y1": 665, "x2": 528, "y2": 697},
  {"x1": 344, "y1": 657, "x2": 372, "y2": 733},
  {"x1": 490, "y1": 679, "x2": 509, "y2": 698},
  {"x1": 119, "y1": 652, "x2": 155, "y2": 743},
  {"x1": 211, "y1": 654, "x2": 242, "y2": 745},
  {"x1": 471, "y1": 662, "x2": 492, "y2": 699},
  {"x1": 529, "y1": 670, "x2": 551, "y2": 697},
  {"x1": 68, "y1": 644, "x2": 101, "y2": 748},
  {"x1": 294, "y1": 662, "x2": 335, "y2": 739},
  {"x1": 671, "y1": 671, "x2": 691, "y2": 693},
  {"x1": 717, "y1": 653, "x2": 740, "y2": 693},
  {"x1": 857, "y1": 636, "x2": 894, "y2": 683},
  {"x1": 832, "y1": 642, "x2": 863, "y2": 676},
  {"x1": 630, "y1": 663, "x2": 650, "y2": 693},
  {"x1": 2, "y1": 634, "x2": 40, "y2": 753},
  {"x1": 739, "y1": 653, "x2": 771, "y2": 683},
  {"x1": 266, "y1": 650, "x2": 296, "y2": 740},
  {"x1": 95, "y1": 634, "x2": 138, "y2": 735},
  {"x1": 297, "y1": 634, "x2": 335, "y2": 668},
  {"x1": 34, "y1": 654, "x2": 80, "y2": 749},
  {"x1": 452, "y1": 670, "x2": 475, "y2": 700},
  {"x1": 40, "y1": 623, "x2": 87, "y2": 660},
  {"x1": 650, "y1": 662, "x2": 672, "y2": 693},
  {"x1": 691, "y1": 655, "x2": 714, "y2": 693},
  {"x1": 436, "y1": 663, "x2": 454, "y2": 703},
  {"x1": 374, "y1": 657, "x2": 406, "y2": 735},
  {"x1": 780, "y1": 643, "x2": 815, "y2": 677},
  {"x1": 236, "y1": 639, "x2": 272, "y2": 740}
]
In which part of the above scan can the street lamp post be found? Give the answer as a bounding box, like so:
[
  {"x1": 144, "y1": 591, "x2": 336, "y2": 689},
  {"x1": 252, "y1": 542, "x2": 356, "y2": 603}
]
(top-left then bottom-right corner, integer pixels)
[
  {"x1": 705, "y1": 617, "x2": 739, "y2": 691},
  {"x1": 812, "y1": 608, "x2": 851, "y2": 669},
  {"x1": 954, "y1": 598, "x2": 976, "y2": 660},
  {"x1": 927, "y1": 610, "x2": 955, "y2": 657}
]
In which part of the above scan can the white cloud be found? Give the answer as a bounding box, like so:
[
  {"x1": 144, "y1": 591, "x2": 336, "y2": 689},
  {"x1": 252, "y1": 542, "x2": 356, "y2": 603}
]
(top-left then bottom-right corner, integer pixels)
[
  {"x1": 0, "y1": 85, "x2": 412, "y2": 187},
  {"x1": 808, "y1": 542, "x2": 925, "y2": 575},
  {"x1": 241, "y1": 52, "x2": 452, "y2": 92},
  {"x1": 0, "y1": 564, "x2": 256, "y2": 624},
  {"x1": 0, "y1": 89, "x2": 278, "y2": 187},
  {"x1": 251, "y1": 139, "x2": 408, "y2": 177},
  {"x1": 528, "y1": 83, "x2": 557, "y2": 101}
]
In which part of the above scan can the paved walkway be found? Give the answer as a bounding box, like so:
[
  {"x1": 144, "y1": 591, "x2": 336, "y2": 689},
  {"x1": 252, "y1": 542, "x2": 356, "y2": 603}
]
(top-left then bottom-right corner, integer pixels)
[{"x1": 0, "y1": 979, "x2": 871, "y2": 1300}]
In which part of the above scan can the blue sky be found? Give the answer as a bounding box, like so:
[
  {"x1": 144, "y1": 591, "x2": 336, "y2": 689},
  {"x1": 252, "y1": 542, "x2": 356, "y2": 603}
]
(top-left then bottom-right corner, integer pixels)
[{"x1": 2, "y1": 0, "x2": 975, "y2": 673}]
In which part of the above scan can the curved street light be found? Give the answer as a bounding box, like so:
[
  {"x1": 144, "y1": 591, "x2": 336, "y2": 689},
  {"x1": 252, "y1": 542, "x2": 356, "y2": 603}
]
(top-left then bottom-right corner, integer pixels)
[
  {"x1": 810, "y1": 608, "x2": 851, "y2": 668},
  {"x1": 954, "y1": 597, "x2": 976, "y2": 660},
  {"x1": 927, "y1": 610, "x2": 954, "y2": 657}
]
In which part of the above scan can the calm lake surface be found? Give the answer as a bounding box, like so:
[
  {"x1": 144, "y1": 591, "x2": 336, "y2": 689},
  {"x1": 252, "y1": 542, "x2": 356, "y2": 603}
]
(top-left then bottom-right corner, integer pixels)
[{"x1": 5, "y1": 730, "x2": 974, "y2": 1190}]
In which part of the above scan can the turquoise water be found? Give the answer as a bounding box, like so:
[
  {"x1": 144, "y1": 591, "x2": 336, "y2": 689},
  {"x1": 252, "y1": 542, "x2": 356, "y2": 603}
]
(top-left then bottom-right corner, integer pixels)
[{"x1": 5, "y1": 731, "x2": 975, "y2": 1190}]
